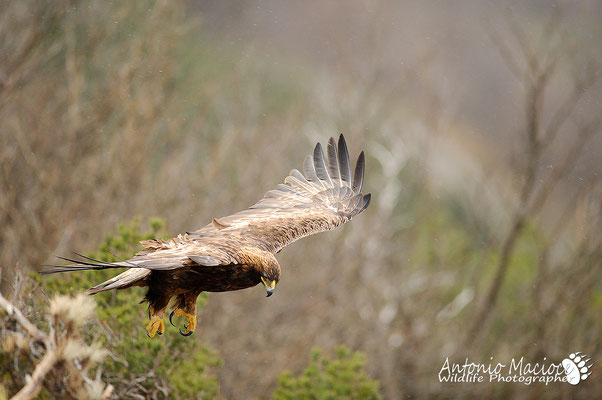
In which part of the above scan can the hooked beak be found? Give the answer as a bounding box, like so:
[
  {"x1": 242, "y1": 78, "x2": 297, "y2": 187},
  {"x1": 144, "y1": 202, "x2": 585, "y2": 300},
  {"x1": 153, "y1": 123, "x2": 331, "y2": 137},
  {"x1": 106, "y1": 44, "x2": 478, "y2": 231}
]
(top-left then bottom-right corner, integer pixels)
[{"x1": 261, "y1": 277, "x2": 276, "y2": 297}]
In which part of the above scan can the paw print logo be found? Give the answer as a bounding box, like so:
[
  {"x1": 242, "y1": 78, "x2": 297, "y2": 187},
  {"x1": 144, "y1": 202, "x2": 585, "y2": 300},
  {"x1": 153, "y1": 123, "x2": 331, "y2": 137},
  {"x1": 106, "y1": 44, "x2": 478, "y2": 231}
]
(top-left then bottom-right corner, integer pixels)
[{"x1": 562, "y1": 352, "x2": 593, "y2": 385}]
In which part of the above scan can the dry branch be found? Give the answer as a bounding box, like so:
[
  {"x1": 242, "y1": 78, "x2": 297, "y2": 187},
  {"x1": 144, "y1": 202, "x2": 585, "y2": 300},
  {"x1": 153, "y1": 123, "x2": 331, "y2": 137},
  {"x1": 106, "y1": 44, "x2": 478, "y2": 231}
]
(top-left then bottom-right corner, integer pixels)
[
  {"x1": 0, "y1": 286, "x2": 110, "y2": 400},
  {"x1": 0, "y1": 290, "x2": 45, "y2": 342}
]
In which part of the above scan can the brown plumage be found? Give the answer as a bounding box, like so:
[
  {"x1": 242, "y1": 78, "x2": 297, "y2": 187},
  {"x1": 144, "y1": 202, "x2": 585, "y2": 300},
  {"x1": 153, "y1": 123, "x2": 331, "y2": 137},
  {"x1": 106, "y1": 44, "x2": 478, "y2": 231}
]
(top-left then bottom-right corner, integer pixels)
[{"x1": 41, "y1": 134, "x2": 371, "y2": 337}]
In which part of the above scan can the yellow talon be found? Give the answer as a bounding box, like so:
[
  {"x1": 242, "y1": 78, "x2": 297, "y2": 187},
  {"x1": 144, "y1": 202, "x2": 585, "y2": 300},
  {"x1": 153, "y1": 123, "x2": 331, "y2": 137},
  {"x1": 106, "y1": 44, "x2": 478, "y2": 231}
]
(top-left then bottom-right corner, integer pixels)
[
  {"x1": 146, "y1": 306, "x2": 166, "y2": 338},
  {"x1": 146, "y1": 316, "x2": 165, "y2": 338},
  {"x1": 170, "y1": 308, "x2": 197, "y2": 336}
]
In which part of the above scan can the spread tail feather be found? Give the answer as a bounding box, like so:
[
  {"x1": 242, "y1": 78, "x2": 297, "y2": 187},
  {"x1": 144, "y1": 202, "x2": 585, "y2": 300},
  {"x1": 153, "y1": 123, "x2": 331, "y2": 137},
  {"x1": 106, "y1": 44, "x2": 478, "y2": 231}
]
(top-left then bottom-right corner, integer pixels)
[
  {"x1": 40, "y1": 253, "x2": 132, "y2": 275},
  {"x1": 40, "y1": 253, "x2": 150, "y2": 294}
]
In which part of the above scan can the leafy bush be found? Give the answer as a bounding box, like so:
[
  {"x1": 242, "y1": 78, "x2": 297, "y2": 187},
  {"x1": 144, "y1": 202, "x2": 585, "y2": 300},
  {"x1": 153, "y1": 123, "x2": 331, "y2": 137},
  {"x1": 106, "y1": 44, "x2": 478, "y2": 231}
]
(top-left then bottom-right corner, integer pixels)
[{"x1": 273, "y1": 346, "x2": 381, "y2": 400}]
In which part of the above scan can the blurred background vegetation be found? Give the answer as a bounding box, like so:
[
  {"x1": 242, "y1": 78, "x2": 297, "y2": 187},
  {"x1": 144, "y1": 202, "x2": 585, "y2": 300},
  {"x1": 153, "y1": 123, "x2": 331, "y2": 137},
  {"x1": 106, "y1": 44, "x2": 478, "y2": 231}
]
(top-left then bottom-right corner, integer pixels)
[{"x1": 0, "y1": 0, "x2": 600, "y2": 398}]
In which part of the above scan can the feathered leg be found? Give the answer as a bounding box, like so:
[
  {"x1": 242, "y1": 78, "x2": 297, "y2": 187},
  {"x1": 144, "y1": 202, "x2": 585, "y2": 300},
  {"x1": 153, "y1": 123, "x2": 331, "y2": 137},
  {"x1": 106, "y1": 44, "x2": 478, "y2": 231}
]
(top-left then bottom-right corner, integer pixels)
[
  {"x1": 144, "y1": 290, "x2": 171, "y2": 338},
  {"x1": 169, "y1": 291, "x2": 201, "y2": 337}
]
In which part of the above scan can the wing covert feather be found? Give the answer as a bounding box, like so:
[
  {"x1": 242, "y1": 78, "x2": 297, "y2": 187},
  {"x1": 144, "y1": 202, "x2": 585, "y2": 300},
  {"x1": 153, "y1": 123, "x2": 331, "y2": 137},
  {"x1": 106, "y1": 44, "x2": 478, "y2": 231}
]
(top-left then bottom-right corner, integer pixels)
[{"x1": 190, "y1": 134, "x2": 370, "y2": 253}]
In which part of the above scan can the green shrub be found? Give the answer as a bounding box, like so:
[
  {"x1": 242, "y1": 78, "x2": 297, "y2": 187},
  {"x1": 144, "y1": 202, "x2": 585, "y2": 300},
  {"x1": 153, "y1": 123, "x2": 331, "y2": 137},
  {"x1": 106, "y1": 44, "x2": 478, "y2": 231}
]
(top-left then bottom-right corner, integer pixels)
[{"x1": 273, "y1": 346, "x2": 381, "y2": 400}]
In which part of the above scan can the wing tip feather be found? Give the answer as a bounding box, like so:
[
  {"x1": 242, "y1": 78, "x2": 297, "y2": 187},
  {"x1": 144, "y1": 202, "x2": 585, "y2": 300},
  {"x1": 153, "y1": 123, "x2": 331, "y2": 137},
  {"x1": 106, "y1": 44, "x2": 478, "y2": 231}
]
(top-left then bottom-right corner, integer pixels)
[
  {"x1": 337, "y1": 134, "x2": 351, "y2": 185},
  {"x1": 353, "y1": 151, "x2": 365, "y2": 192},
  {"x1": 327, "y1": 136, "x2": 341, "y2": 182},
  {"x1": 361, "y1": 193, "x2": 371, "y2": 212},
  {"x1": 313, "y1": 141, "x2": 333, "y2": 185}
]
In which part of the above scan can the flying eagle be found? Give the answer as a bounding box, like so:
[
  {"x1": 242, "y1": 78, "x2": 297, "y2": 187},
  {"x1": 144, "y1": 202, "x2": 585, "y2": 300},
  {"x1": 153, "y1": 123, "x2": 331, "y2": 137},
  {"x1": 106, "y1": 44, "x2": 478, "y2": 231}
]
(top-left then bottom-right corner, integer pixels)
[{"x1": 42, "y1": 135, "x2": 370, "y2": 337}]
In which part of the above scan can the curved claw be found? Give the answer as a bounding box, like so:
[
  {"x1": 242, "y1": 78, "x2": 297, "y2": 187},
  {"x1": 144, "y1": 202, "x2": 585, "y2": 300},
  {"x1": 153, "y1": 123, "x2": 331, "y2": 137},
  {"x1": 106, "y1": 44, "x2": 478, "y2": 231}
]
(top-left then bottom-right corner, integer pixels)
[
  {"x1": 145, "y1": 317, "x2": 165, "y2": 338},
  {"x1": 170, "y1": 308, "x2": 196, "y2": 336},
  {"x1": 179, "y1": 327, "x2": 193, "y2": 336}
]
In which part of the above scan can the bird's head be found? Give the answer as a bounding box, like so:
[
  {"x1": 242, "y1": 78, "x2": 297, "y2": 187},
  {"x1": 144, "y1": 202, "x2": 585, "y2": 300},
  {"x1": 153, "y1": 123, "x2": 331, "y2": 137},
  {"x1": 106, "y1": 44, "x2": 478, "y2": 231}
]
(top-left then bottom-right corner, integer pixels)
[{"x1": 260, "y1": 259, "x2": 280, "y2": 298}]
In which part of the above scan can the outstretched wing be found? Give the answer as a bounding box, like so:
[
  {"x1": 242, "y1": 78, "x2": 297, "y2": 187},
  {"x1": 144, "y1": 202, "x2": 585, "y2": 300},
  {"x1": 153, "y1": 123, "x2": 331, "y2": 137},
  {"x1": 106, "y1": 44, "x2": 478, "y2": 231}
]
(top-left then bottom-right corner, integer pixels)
[
  {"x1": 41, "y1": 135, "x2": 370, "y2": 279},
  {"x1": 190, "y1": 134, "x2": 371, "y2": 253}
]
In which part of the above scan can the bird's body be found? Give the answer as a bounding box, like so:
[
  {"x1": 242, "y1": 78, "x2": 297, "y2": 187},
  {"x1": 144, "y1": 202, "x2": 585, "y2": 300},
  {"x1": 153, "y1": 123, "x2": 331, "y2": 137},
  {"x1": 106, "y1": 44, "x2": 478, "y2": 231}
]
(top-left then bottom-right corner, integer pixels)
[{"x1": 42, "y1": 135, "x2": 370, "y2": 337}]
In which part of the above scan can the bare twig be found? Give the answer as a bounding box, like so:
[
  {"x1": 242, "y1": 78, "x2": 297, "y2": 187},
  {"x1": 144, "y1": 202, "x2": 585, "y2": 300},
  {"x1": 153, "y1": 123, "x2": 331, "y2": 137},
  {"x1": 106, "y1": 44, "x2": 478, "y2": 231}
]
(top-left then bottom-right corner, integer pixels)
[
  {"x1": 529, "y1": 116, "x2": 602, "y2": 214},
  {"x1": 0, "y1": 290, "x2": 46, "y2": 342},
  {"x1": 487, "y1": 27, "x2": 524, "y2": 81},
  {"x1": 541, "y1": 72, "x2": 598, "y2": 147}
]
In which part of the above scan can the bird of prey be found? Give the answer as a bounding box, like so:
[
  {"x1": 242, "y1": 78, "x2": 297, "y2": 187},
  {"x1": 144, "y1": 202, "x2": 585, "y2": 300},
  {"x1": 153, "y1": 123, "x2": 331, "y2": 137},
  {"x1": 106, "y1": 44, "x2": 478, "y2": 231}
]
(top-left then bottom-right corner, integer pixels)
[{"x1": 41, "y1": 135, "x2": 371, "y2": 338}]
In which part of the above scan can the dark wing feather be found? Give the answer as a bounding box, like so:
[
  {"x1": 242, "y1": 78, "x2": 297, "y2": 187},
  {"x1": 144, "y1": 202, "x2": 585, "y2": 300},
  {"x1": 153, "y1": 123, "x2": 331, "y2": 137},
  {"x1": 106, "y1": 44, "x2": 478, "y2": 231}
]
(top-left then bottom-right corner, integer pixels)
[
  {"x1": 352, "y1": 151, "x2": 365, "y2": 192},
  {"x1": 327, "y1": 136, "x2": 341, "y2": 185},
  {"x1": 302, "y1": 155, "x2": 322, "y2": 185},
  {"x1": 313, "y1": 142, "x2": 333, "y2": 186},
  {"x1": 337, "y1": 134, "x2": 352, "y2": 186},
  {"x1": 191, "y1": 134, "x2": 370, "y2": 253}
]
